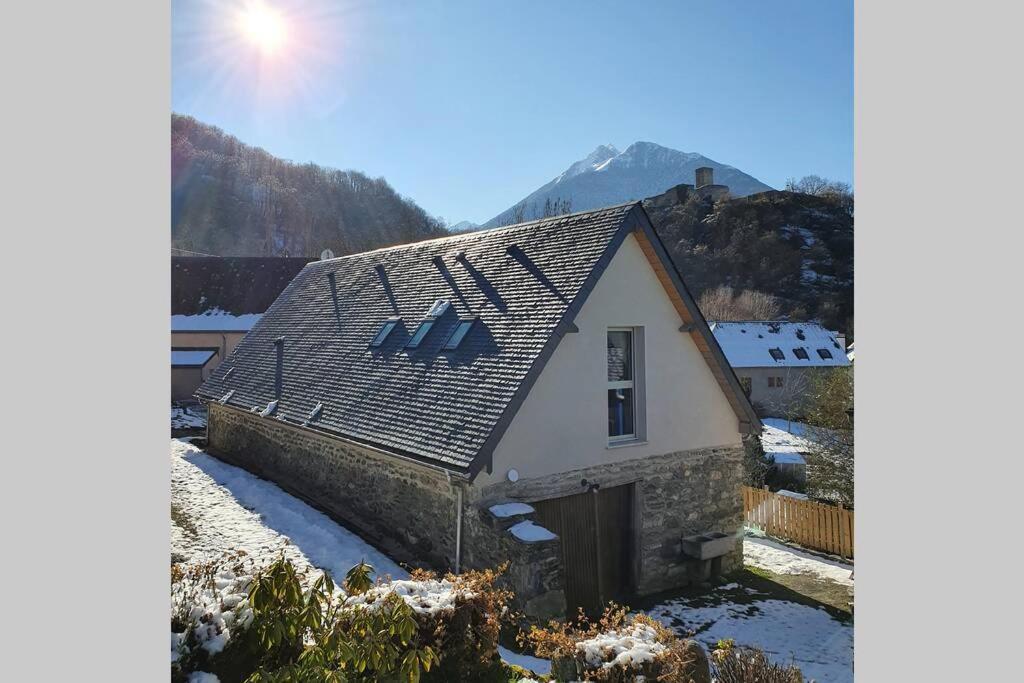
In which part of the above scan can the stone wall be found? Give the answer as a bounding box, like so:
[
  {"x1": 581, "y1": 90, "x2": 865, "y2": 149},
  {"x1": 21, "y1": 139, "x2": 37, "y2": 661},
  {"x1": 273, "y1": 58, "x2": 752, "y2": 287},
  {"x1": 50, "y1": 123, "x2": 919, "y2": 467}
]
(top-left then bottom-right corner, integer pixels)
[
  {"x1": 205, "y1": 402, "x2": 563, "y2": 613},
  {"x1": 206, "y1": 402, "x2": 459, "y2": 571},
  {"x1": 206, "y1": 403, "x2": 744, "y2": 615},
  {"x1": 475, "y1": 444, "x2": 746, "y2": 597}
]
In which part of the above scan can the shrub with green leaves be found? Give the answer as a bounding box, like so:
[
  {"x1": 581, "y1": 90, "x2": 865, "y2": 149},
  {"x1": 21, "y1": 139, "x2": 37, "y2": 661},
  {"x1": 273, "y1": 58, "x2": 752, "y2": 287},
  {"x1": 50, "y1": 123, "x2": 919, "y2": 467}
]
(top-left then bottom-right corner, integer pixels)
[{"x1": 172, "y1": 555, "x2": 514, "y2": 682}]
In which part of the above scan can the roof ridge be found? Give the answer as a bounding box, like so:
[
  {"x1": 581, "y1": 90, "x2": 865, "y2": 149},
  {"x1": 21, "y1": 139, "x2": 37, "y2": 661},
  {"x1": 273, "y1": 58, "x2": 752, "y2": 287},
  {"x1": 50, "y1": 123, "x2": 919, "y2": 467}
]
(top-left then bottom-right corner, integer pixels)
[{"x1": 315, "y1": 201, "x2": 641, "y2": 263}]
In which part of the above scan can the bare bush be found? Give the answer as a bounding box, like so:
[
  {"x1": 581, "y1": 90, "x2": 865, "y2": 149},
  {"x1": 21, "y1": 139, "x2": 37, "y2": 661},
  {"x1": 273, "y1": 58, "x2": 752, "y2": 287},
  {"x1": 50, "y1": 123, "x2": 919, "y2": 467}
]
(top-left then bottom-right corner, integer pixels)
[{"x1": 698, "y1": 286, "x2": 781, "y2": 321}]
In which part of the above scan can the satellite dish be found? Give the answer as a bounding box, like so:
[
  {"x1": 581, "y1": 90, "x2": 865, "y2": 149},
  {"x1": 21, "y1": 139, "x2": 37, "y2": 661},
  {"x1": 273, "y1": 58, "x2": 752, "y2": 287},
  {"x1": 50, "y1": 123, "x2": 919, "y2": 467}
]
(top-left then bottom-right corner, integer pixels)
[
  {"x1": 320, "y1": 249, "x2": 335, "y2": 261},
  {"x1": 507, "y1": 469, "x2": 520, "y2": 483}
]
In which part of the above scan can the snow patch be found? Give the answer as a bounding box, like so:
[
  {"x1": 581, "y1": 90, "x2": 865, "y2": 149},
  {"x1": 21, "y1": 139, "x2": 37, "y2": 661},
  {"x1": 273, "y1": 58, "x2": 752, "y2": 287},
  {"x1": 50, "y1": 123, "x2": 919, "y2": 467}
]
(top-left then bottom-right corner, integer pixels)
[
  {"x1": 744, "y1": 536, "x2": 853, "y2": 586},
  {"x1": 508, "y1": 520, "x2": 557, "y2": 542},
  {"x1": 346, "y1": 579, "x2": 468, "y2": 617},
  {"x1": 576, "y1": 623, "x2": 667, "y2": 671},
  {"x1": 172, "y1": 308, "x2": 262, "y2": 331},
  {"x1": 489, "y1": 502, "x2": 535, "y2": 518},
  {"x1": 499, "y1": 645, "x2": 552, "y2": 675}
]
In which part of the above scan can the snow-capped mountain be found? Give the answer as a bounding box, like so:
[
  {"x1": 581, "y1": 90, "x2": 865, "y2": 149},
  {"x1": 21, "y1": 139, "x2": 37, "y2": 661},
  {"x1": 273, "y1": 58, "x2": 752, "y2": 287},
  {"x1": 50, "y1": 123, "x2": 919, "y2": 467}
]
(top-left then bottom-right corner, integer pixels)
[{"x1": 483, "y1": 141, "x2": 773, "y2": 228}]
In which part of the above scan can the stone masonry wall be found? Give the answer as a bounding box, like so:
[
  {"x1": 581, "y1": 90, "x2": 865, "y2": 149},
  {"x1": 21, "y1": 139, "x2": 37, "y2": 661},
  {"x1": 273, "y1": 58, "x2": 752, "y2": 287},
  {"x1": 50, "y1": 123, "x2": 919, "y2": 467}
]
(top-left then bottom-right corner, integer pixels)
[
  {"x1": 206, "y1": 403, "x2": 562, "y2": 612},
  {"x1": 476, "y1": 444, "x2": 746, "y2": 597},
  {"x1": 207, "y1": 402, "x2": 459, "y2": 571}
]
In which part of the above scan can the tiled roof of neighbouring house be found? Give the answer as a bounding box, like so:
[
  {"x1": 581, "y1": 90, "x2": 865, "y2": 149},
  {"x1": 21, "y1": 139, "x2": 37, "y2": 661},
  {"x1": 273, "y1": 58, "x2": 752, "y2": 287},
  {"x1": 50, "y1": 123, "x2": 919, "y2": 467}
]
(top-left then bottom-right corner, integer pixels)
[
  {"x1": 709, "y1": 321, "x2": 850, "y2": 368},
  {"x1": 172, "y1": 256, "x2": 315, "y2": 317},
  {"x1": 198, "y1": 203, "x2": 759, "y2": 475}
]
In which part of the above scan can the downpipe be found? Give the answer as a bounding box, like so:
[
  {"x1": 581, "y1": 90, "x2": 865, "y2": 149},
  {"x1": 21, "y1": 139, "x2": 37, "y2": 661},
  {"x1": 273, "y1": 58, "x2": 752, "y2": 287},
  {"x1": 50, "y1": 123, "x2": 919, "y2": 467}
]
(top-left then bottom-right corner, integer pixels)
[{"x1": 454, "y1": 485, "x2": 463, "y2": 574}]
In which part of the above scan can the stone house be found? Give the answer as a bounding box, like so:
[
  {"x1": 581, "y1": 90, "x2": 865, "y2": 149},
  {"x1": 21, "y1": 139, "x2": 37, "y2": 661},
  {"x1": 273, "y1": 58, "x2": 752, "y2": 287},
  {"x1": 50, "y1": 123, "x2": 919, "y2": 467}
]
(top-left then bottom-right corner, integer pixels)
[
  {"x1": 196, "y1": 203, "x2": 760, "y2": 617},
  {"x1": 709, "y1": 321, "x2": 850, "y2": 417},
  {"x1": 172, "y1": 256, "x2": 313, "y2": 400}
]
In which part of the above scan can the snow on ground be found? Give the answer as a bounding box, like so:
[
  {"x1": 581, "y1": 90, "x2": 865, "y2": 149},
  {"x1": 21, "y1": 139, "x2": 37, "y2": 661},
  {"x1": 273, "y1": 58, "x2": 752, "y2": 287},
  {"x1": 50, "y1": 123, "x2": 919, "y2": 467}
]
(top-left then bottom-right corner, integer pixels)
[
  {"x1": 172, "y1": 439, "x2": 550, "y2": 673},
  {"x1": 172, "y1": 438, "x2": 852, "y2": 680},
  {"x1": 648, "y1": 583, "x2": 853, "y2": 683},
  {"x1": 171, "y1": 438, "x2": 404, "y2": 581},
  {"x1": 744, "y1": 535, "x2": 853, "y2": 587},
  {"x1": 760, "y1": 418, "x2": 812, "y2": 464},
  {"x1": 498, "y1": 646, "x2": 552, "y2": 676},
  {"x1": 172, "y1": 404, "x2": 207, "y2": 430}
]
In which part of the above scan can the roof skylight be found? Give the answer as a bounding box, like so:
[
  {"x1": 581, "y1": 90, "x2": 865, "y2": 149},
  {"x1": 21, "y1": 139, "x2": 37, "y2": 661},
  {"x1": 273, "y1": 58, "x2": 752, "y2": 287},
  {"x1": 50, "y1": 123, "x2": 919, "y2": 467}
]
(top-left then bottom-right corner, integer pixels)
[
  {"x1": 370, "y1": 318, "x2": 400, "y2": 347},
  {"x1": 442, "y1": 319, "x2": 475, "y2": 351},
  {"x1": 406, "y1": 320, "x2": 435, "y2": 348},
  {"x1": 793, "y1": 347, "x2": 809, "y2": 360},
  {"x1": 817, "y1": 348, "x2": 834, "y2": 359},
  {"x1": 769, "y1": 348, "x2": 785, "y2": 361}
]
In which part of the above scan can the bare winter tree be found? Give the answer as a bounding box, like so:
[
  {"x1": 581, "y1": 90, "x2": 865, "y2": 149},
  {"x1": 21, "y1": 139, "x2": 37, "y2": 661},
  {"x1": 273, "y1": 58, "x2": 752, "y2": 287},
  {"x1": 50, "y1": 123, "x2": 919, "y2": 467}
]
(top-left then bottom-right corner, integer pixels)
[{"x1": 698, "y1": 286, "x2": 782, "y2": 321}]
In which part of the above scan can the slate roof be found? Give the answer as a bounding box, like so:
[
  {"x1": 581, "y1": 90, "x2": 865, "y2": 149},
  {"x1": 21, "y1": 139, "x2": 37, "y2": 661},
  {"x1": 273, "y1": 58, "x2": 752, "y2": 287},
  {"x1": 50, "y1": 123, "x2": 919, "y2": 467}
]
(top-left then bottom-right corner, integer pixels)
[
  {"x1": 197, "y1": 203, "x2": 758, "y2": 476},
  {"x1": 709, "y1": 321, "x2": 850, "y2": 368},
  {"x1": 172, "y1": 257, "x2": 315, "y2": 316}
]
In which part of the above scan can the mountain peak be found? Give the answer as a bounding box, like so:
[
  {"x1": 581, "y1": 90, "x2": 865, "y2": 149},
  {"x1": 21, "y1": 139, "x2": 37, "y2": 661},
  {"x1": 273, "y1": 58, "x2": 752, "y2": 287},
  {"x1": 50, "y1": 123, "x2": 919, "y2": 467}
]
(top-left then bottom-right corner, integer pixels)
[
  {"x1": 483, "y1": 141, "x2": 773, "y2": 227},
  {"x1": 555, "y1": 144, "x2": 621, "y2": 183}
]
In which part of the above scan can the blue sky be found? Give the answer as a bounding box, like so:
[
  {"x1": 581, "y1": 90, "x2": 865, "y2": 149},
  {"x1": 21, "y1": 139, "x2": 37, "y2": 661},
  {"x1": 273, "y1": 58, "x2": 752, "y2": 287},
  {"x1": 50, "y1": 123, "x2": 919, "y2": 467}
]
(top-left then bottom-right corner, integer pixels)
[{"x1": 173, "y1": 0, "x2": 852, "y2": 225}]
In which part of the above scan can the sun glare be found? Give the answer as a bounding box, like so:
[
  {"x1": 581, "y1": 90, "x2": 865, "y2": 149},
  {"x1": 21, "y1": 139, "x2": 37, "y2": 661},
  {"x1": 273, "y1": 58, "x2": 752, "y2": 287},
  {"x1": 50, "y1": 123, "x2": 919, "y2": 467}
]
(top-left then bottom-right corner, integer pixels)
[{"x1": 238, "y1": 2, "x2": 287, "y2": 54}]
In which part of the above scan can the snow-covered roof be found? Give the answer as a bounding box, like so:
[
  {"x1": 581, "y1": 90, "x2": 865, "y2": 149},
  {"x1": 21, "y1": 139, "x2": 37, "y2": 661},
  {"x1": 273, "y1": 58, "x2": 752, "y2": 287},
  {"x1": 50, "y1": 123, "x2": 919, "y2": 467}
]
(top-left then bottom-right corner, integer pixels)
[
  {"x1": 709, "y1": 321, "x2": 850, "y2": 368},
  {"x1": 171, "y1": 309, "x2": 262, "y2": 332},
  {"x1": 171, "y1": 349, "x2": 217, "y2": 367}
]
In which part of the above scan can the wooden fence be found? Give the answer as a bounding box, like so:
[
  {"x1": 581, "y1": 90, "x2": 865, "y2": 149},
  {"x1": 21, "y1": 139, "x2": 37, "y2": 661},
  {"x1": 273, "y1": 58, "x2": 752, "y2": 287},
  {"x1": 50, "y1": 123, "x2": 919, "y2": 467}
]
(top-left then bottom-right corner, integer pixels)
[{"x1": 742, "y1": 486, "x2": 854, "y2": 559}]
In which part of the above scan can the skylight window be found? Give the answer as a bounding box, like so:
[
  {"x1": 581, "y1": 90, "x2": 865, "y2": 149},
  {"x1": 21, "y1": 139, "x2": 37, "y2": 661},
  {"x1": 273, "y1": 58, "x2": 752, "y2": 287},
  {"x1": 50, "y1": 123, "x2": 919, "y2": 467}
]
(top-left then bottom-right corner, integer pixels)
[
  {"x1": 370, "y1": 318, "x2": 400, "y2": 347},
  {"x1": 443, "y1": 319, "x2": 475, "y2": 350},
  {"x1": 406, "y1": 320, "x2": 435, "y2": 348},
  {"x1": 817, "y1": 348, "x2": 834, "y2": 359},
  {"x1": 769, "y1": 347, "x2": 785, "y2": 361},
  {"x1": 793, "y1": 347, "x2": 809, "y2": 360}
]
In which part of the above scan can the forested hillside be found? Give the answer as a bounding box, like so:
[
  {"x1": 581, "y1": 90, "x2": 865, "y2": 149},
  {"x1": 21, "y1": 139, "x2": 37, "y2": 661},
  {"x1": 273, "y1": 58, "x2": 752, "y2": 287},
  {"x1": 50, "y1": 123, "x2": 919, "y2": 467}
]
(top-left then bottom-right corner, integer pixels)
[
  {"x1": 171, "y1": 114, "x2": 447, "y2": 256},
  {"x1": 644, "y1": 185, "x2": 854, "y2": 334}
]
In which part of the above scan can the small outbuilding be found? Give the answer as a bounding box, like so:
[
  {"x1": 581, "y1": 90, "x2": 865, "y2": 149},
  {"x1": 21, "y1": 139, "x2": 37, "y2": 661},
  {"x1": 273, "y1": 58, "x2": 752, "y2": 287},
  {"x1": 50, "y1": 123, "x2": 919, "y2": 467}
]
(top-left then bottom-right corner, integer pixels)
[{"x1": 198, "y1": 203, "x2": 760, "y2": 617}]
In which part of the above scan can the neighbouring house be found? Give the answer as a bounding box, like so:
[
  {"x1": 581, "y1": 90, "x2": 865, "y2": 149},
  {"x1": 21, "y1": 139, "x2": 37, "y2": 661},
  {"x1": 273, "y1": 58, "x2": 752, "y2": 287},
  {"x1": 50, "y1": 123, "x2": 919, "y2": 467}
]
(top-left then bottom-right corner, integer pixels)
[
  {"x1": 709, "y1": 321, "x2": 850, "y2": 417},
  {"x1": 196, "y1": 203, "x2": 760, "y2": 618},
  {"x1": 171, "y1": 256, "x2": 313, "y2": 401}
]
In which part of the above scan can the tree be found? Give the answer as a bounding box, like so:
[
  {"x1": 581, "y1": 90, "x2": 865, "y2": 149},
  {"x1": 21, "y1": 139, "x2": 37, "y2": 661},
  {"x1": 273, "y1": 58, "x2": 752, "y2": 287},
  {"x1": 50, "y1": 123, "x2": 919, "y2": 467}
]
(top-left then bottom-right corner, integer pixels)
[
  {"x1": 697, "y1": 285, "x2": 782, "y2": 321},
  {"x1": 803, "y1": 367, "x2": 854, "y2": 505}
]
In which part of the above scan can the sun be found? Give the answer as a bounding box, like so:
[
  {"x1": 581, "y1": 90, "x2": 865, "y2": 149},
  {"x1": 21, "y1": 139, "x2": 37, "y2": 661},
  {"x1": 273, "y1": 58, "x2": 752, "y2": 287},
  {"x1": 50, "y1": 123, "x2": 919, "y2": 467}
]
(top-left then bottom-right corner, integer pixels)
[{"x1": 237, "y1": 2, "x2": 287, "y2": 54}]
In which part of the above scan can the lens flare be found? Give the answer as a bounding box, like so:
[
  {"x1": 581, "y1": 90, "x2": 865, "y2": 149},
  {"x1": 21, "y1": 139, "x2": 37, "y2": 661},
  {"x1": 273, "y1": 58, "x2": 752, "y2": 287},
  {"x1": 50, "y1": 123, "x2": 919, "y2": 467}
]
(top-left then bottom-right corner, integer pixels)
[{"x1": 238, "y1": 1, "x2": 287, "y2": 54}]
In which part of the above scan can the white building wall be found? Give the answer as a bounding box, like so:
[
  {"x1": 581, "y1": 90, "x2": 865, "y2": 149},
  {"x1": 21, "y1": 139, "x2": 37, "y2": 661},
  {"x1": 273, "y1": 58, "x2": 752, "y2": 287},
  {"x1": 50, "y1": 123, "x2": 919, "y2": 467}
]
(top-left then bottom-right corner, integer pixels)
[{"x1": 477, "y1": 233, "x2": 742, "y2": 486}]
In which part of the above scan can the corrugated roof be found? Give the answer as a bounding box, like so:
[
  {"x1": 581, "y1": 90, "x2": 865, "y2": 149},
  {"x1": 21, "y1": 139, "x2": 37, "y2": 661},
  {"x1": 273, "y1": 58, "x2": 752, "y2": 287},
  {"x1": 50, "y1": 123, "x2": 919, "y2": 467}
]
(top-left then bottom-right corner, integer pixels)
[{"x1": 709, "y1": 321, "x2": 850, "y2": 368}]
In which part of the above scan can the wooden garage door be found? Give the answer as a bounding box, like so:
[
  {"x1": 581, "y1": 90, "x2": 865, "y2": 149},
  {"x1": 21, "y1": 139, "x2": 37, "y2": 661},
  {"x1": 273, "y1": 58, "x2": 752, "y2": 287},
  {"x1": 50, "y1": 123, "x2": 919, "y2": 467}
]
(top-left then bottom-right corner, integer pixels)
[{"x1": 533, "y1": 483, "x2": 635, "y2": 617}]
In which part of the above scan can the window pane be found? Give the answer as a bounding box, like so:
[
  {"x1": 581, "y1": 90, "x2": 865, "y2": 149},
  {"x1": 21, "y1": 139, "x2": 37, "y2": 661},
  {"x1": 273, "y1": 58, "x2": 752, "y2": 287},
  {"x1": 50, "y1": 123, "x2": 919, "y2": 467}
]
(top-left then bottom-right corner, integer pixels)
[
  {"x1": 407, "y1": 320, "x2": 435, "y2": 348},
  {"x1": 608, "y1": 388, "x2": 635, "y2": 437},
  {"x1": 443, "y1": 320, "x2": 473, "y2": 350},
  {"x1": 607, "y1": 331, "x2": 633, "y2": 381},
  {"x1": 370, "y1": 320, "x2": 397, "y2": 347}
]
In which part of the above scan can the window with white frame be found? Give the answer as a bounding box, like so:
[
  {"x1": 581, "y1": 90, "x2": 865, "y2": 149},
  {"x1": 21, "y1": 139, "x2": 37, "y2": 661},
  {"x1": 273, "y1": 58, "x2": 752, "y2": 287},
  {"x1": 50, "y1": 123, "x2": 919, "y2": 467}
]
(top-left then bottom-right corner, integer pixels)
[{"x1": 607, "y1": 328, "x2": 642, "y2": 441}]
